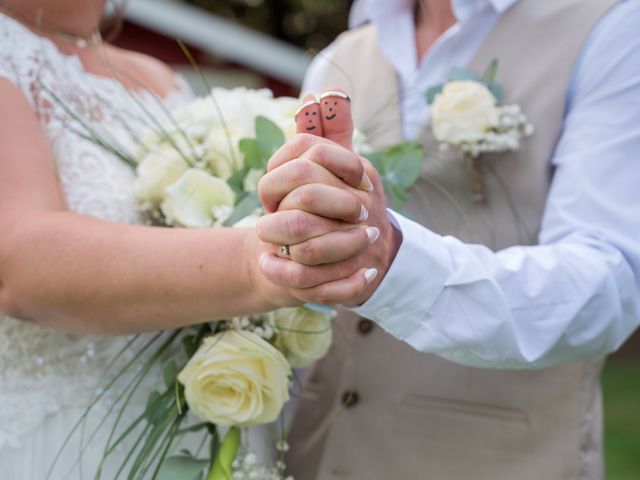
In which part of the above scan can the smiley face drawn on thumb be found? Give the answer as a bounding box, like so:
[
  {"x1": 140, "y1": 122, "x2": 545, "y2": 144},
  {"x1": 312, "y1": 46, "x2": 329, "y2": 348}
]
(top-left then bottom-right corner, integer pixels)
[
  {"x1": 319, "y1": 89, "x2": 354, "y2": 150},
  {"x1": 295, "y1": 94, "x2": 323, "y2": 137}
]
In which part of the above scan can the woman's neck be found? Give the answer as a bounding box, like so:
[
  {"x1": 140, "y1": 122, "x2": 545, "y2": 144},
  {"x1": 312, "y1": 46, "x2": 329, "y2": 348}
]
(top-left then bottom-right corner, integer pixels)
[
  {"x1": 1, "y1": 0, "x2": 108, "y2": 39},
  {"x1": 415, "y1": 0, "x2": 456, "y2": 60}
]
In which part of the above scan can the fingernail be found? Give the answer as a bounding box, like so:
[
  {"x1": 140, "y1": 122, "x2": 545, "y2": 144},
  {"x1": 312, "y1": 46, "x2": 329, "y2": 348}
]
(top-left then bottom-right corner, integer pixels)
[
  {"x1": 364, "y1": 268, "x2": 378, "y2": 284},
  {"x1": 365, "y1": 227, "x2": 380, "y2": 244},
  {"x1": 360, "y1": 173, "x2": 374, "y2": 192},
  {"x1": 259, "y1": 252, "x2": 270, "y2": 267},
  {"x1": 358, "y1": 205, "x2": 369, "y2": 222}
]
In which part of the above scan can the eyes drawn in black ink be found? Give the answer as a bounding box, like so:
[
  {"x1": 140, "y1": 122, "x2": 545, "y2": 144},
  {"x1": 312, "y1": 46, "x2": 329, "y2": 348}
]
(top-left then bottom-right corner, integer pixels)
[
  {"x1": 305, "y1": 110, "x2": 318, "y2": 131},
  {"x1": 324, "y1": 100, "x2": 339, "y2": 121}
]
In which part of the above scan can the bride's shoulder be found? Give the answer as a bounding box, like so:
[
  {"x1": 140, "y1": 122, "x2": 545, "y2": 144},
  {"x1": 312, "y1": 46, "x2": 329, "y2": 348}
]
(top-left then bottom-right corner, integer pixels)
[
  {"x1": 104, "y1": 44, "x2": 182, "y2": 99},
  {"x1": 0, "y1": 14, "x2": 43, "y2": 84}
]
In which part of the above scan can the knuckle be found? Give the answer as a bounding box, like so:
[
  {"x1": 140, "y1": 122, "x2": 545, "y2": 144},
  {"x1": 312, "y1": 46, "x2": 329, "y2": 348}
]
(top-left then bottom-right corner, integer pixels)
[
  {"x1": 298, "y1": 240, "x2": 320, "y2": 264},
  {"x1": 310, "y1": 287, "x2": 330, "y2": 305},
  {"x1": 285, "y1": 210, "x2": 310, "y2": 239},
  {"x1": 286, "y1": 264, "x2": 310, "y2": 287},
  {"x1": 296, "y1": 186, "x2": 316, "y2": 211},
  {"x1": 290, "y1": 159, "x2": 314, "y2": 183},
  {"x1": 308, "y1": 143, "x2": 328, "y2": 161}
]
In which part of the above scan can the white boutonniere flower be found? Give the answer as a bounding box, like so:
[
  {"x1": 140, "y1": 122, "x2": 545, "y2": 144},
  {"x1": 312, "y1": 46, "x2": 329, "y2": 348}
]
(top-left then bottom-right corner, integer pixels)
[{"x1": 427, "y1": 60, "x2": 534, "y2": 202}]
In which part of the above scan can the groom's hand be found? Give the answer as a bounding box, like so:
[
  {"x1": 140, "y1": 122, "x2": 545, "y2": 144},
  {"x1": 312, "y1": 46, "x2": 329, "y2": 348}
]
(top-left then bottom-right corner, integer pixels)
[{"x1": 256, "y1": 92, "x2": 401, "y2": 305}]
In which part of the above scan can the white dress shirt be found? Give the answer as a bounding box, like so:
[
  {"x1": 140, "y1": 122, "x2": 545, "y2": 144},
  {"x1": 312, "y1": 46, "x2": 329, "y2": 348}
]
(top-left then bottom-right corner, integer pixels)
[{"x1": 303, "y1": 0, "x2": 640, "y2": 369}]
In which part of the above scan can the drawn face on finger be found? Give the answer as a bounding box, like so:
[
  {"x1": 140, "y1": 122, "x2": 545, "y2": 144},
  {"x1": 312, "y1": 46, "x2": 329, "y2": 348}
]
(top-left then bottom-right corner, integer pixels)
[
  {"x1": 295, "y1": 96, "x2": 323, "y2": 136},
  {"x1": 320, "y1": 90, "x2": 354, "y2": 147}
]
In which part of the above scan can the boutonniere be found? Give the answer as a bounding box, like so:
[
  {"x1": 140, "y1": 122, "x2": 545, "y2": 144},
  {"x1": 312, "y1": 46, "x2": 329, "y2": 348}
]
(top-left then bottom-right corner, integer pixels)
[{"x1": 427, "y1": 59, "x2": 534, "y2": 204}]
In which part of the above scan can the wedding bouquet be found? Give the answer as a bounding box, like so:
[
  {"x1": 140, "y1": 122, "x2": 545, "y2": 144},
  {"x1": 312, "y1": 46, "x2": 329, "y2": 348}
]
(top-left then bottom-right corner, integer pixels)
[
  {"x1": 50, "y1": 82, "x2": 422, "y2": 480},
  {"x1": 130, "y1": 87, "x2": 339, "y2": 480}
]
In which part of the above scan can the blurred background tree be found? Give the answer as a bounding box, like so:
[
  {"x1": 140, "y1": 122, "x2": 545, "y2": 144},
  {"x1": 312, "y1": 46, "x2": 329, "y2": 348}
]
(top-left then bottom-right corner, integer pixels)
[{"x1": 183, "y1": 0, "x2": 354, "y2": 53}]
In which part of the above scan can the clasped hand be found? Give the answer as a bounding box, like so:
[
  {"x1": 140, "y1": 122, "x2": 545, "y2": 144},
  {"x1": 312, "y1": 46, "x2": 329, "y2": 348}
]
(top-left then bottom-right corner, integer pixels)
[{"x1": 254, "y1": 92, "x2": 401, "y2": 307}]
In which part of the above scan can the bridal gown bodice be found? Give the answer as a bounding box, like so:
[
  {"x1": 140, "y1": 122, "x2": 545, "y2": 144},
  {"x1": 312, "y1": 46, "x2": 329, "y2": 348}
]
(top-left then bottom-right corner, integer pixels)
[{"x1": 0, "y1": 12, "x2": 193, "y2": 452}]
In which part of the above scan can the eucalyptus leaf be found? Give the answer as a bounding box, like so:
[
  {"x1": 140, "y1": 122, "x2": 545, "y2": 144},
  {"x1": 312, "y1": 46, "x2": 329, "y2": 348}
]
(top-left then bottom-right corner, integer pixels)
[
  {"x1": 182, "y1": 335, "x2": 198, "y2": 357},
  {"x1": 156, "y1": 455, "x2": 208, "y2": 480},
  {"x1": 364, "y1": 141, "x2": 423, "y2": 210},
  {"x1": 255, "y1": 116, "x2": 285, "y2": 156},
  {"x1": 487, "y1": 82, "x2": 504, "y2": 103},
  {"x1": 163, "y1": 362, "x2": 179, "y2": 389},
  {"x1": 226, "y1": 167, "x2": 250, "y2": 196},
  {"x1": 223, "y1": 192, "x2": 261, "y2": 227},
  {"x1": 482, "y1": 58, "x2": 499, "y2": 83},
  {"x1": 448, "y1": 66, "x2": 480, "y2": 82},
  {"x1": 144, "y1": 391, "x2": 164, "y2": 426},
  {"x1": 426, "y1": 84, "x2": 444, "y2": 105},
  {"x1": 238, "y1": 138, "x2": 263, "y2": 170}
]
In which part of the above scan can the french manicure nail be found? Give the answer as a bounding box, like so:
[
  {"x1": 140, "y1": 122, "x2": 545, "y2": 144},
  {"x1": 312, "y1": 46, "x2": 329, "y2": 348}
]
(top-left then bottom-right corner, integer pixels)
[
  {"x1": 365, "y1": 227, "x2": 380, "y2": 244},
  {"x1": 358, "y1": 205, "x2": 369, "y2": 222},
  {"x1": 360, "y1": 173, "x2": 374, "y2": 192},
  {"x1": 364, "y1": 268, "x2": 378, "y2": 284}
]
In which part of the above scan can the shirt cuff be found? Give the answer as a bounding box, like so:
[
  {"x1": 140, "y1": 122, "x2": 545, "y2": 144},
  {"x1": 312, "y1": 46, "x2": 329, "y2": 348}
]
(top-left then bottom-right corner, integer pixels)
[{"x1": 352, "y1": 209, "x2": 452, "y2": 340}]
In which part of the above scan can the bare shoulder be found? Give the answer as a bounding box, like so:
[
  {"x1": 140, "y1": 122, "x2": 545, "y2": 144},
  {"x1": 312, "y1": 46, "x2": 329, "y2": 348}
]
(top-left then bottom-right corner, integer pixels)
[{"x1": 104, "y1": 44, "x2": 180, "y2": 98}]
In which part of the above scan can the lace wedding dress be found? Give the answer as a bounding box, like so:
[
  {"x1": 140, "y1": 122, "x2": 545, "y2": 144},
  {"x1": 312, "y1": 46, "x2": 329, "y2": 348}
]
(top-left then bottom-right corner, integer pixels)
[{"x1": 0, "y1": 13, "x2": 196, "y2": 478}]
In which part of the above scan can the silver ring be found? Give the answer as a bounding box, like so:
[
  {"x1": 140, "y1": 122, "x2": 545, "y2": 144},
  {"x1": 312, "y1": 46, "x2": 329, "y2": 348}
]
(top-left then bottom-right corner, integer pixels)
[
  {"x1": 280, "y1": 245, "x2": 291, "y2": 256},
  {"x1": 294, "y1": 99, "x2": 320, "y2": 119},
  {"x1": 319, "y1": 90, "x2": 351, "y2": 102}
]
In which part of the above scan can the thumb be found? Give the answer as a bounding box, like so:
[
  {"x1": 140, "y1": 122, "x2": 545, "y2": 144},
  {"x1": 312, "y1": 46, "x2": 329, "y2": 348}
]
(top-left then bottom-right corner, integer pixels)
[{"x1": 319, "y1": 89, "x2": 354, "y2": 151}]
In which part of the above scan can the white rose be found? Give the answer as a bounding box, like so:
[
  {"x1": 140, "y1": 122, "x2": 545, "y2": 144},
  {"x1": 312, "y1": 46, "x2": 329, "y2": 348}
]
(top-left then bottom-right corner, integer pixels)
[
  {"x1": 204, "y1": 124, "x2": 247, "y2": 179},
  {"x1": 134, "y1": 148, "x2": 188, "y2": 205},
  {"x1": 270, "y1": 307, "x2": 335, "y2": 368},
  {"x1": 432, "y1": 81, "x2": 500, "y2": 145},
  {"x1": 161, "y1": 169, "x2": 235, "y2": 228},
  {"x1": 178, "y1": 331, "x2": 291, "y2": 427}
]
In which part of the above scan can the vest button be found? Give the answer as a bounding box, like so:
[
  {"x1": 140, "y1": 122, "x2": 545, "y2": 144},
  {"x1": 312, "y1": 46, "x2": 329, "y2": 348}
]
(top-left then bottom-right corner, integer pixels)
[
  {"x1": 357, "y1": 318, "x2": 374, "y2": 335},
  {"x1": 341, "y1": 390, "x2": 359, "y2": 408}
]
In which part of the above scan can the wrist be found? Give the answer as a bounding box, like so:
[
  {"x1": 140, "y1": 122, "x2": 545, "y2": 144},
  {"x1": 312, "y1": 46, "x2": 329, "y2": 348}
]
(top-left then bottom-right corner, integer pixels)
[{"x1": 242, "y1": 231, "x2": 277, "y2": 312}]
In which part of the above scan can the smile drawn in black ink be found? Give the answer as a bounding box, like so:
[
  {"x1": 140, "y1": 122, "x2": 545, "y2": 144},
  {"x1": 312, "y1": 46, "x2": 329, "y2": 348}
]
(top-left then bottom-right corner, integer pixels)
[
  {"x1": 306, "y1": 126, "x2": 316, "y2": 131},
  {"x1": 325, "y1": 114, "x2": 336, "y2": 120}
]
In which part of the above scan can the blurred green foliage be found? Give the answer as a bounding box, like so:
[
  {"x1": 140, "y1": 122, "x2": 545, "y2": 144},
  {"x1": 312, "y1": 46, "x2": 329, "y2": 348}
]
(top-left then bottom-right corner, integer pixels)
[
  {"x1": 602, "y1": 361, "x2": 640, "y2": 480},
  {"x1": 183, "y1": 0, "x2": 354, "y2": 52}
]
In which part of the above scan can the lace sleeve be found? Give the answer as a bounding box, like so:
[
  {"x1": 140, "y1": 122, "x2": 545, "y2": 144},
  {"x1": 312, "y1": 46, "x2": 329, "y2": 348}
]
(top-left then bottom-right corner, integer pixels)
[{"x1": 0, "y1": 13, "x2": 49, "y2": 110}]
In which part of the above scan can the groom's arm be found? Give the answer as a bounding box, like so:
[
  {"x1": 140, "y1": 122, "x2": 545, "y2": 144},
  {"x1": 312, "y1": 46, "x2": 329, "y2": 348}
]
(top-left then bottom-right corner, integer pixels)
[
  {"x1": 353, "y1": 2, "x2": 640, "y2": 368},
  {"x1": 272, "y1": 1, "x2": 640, "y2": 369}
]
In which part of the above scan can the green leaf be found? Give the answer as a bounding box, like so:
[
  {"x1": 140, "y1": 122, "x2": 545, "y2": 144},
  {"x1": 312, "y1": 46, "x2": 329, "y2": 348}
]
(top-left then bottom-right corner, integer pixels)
[
  {"x1": 223, "y1": 192, "x2": 261, "y2": 227},
  {"x1": 238, "y1": 138, "x2": 263, "y2": 170},
  {"x1": 487, "y1": 82, "x2": 504, "y2": 103},
  {"x1": 448, "y1": 66, "x2": 480, "y2": 82},
  {"x1": 482, "y1": 58, "x2": 499, "y2": 83},
  {"x1": 255, "y1": 116, "x2": 285, "y2": 156},
  {"x1": 157, "y1": 455, "x2": 208, "y2": 480},
  {"x1": 182, "y1": 335, "x2": 198, "y2": 357},
  {"x1": 163, "y1": 362, "x2": 179, "y2": 389},
  {"x1": 226, "y1": 166, "x2": 250, "y2": 196},
  {"x1": 144, "y1": 391, "x2": 165, "y2": 425},
  {"x1": 364, "y1": 141, "x2": 423, "y2": 210},
  {"x1": 426, "y1": 84, "x2": 444, "y2": 104}
]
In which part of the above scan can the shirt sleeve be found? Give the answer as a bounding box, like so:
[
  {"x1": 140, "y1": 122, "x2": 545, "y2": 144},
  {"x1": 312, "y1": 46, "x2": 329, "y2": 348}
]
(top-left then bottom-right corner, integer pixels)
[{"x1": 353, "y1": 0, "x2": 640, "y2": 369}]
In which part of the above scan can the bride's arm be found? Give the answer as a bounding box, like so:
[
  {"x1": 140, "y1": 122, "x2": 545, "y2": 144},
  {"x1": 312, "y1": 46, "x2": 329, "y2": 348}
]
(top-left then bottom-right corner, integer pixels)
[{"x1": 0, "y1": 81, "x2": 371, "y2": 334}]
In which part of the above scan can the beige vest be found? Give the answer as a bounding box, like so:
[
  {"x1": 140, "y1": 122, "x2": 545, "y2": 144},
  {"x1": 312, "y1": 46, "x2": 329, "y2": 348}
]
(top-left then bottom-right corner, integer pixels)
[{"x1": 286, "y1": 1, "x2": 618, "y2": 479}]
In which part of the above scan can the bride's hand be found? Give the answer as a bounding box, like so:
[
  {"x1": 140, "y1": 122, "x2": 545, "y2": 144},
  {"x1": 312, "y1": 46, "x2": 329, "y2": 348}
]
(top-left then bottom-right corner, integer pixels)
[{"x1": 256, "y1": 92, "x2": 401, "y2": 306}]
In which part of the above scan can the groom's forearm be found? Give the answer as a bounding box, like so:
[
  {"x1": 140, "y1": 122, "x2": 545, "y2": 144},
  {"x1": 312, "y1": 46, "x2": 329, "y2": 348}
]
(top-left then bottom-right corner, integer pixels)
[{"x1": 354, "y1": 211, "x2": 640, "y2": 369}]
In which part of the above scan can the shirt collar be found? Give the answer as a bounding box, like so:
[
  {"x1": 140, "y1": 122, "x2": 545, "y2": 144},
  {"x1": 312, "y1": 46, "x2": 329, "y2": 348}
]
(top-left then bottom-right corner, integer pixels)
[{"x1": 349, "y1": 0, "x2": 519, "y2": 27}]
